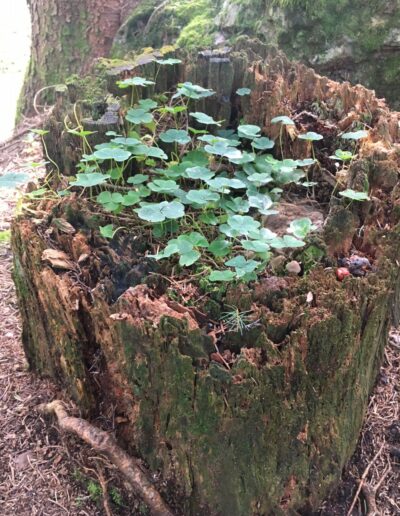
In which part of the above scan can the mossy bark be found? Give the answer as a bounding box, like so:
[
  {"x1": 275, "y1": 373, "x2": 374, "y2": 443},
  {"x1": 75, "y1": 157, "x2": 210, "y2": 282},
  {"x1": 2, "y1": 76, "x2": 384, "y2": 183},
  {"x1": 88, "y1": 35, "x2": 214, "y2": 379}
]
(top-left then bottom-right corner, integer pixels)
[{"x1": 20, "y1": 0, "x2": 138, "y2": 116}]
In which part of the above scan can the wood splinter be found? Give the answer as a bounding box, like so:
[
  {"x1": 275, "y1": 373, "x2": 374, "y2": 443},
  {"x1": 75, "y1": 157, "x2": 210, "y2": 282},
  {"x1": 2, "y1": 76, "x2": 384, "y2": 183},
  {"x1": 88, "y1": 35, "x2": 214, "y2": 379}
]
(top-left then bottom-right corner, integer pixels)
[{"x1": 39, "y1": 400, "x2": 174, "y2": 516}]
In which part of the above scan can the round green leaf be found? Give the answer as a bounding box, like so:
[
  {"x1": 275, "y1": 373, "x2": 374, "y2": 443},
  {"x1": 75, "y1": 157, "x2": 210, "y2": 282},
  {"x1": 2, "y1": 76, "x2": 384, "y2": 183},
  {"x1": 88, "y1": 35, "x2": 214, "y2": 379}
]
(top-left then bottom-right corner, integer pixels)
[
  {"x1": 208, "y1": 239, "x2": 232, "y2": 257},
  {"x1": 236, "y1": 87, "x2": 251, "y2": 96},
  {"x1": 156, "y1": 58, "x2": 182, "y2": 66},
  {"x1": 227, "y1": 215, "x2": 260, "y2": 236},
  {"x1": 185, "y1": 166, "x2": 215, "y2": 181},
  {"x1": 330, "y1": 150, "x2": 354, "y2": 161},
  {"x1": 71, "y1": 173, "x2": 109, "y2": 188},
  {"x1": 138, "y1": 98, "x2": 158, "y2": 111},
  {"x1": 270, "y1": 235, "x2": 306, "y2": 248},
  {"x1": 99, "y1": 225, "x2": 115, "y2": 239},
  {"x1": 126, "y1": 108, "x2": 154, "y2": 125},
  {"x1": 0, "y1": 172, "x2": 30, "y2": 189},
  {"x1": 237, "y1": 125, "x2": 261, "y2": 140},
  {"x1": 298, "y1": 132, "x2": 323, "y2": 141},
  {"x1": 206, "y1": 177, "x2": 246, "y2": 191},
  {"x1": 179, "y1": 250, "x2": 201, "y2": 266},
  {"x1": 288, "y1": 218, "x2": 316, "y2": 239},
  {"x1": 135, "y1": 201, "x2": 185, "y2": 222},
  {"x1": 208, "y1": 270, "x2": 236, "y2": 282},
  {"x1": 111, "y1": 137, "x2": 141, "y2": 146},
  {"x1": 186, "y1": 189, "x2": 220, "y2": 205},
  {"x1": 341, "y1": 130, "x2": 368, "y2": 140},
  {"x1": 241, "y1": 240, "x2": 270, "y2": 253},
  {"x1": 118, "y1": 77, "x2": 155, "y2": 88},
  {"x1": 172, "y1": 82, "x2": 215, "y2": 100},
  {"x1": 148, "y1": 179, "x2": 179, "y2": 194},
  {"x1": 339, "y1": 189, "x2": 370, "y2": 201},
  {"x1": 271, "y1": 115, "x2": 295, "y2": 125},
  {"x1": 159, "y1": 129, "x2": 191, "y2": 145},
  {"x1": 204, "y1": 142, "x2": 243, "y2": 160},
  {"x1": 121, "y1": 191, "x2": 142, "y2": 206},
  {"x1": 190, "y1": 112, "x2": 222, "y2": 126},
  {"x1": 93, "y1": 147, "x2": 131, "y2": 162},
  {"x1": 127, "y1": 174, "x2": 149, "y2": 185},
  {"x1": 131, "y1": 144, "x2": 167, "y2": 160},
  {"x1": 252, "y1": 137, "x2": 275, "y2": 150}
]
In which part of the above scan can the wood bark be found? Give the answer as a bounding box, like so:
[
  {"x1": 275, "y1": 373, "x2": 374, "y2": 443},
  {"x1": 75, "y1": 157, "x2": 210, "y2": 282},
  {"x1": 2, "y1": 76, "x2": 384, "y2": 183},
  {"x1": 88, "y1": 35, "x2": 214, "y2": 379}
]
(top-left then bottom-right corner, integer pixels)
[{"x1": 21, "y1": 0, "x2": 139, "y2": 115}]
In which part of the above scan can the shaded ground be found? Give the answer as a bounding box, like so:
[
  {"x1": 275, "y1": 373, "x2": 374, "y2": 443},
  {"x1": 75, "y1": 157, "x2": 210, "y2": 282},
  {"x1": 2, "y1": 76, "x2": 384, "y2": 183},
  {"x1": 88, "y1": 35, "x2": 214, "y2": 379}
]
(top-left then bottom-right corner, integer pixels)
[
  {"x1": 0, "y1": 129, "x2": 398, "y2": 515},
  {"x1": 320, "y1": 333, "x2": 400, "y2": 515}
]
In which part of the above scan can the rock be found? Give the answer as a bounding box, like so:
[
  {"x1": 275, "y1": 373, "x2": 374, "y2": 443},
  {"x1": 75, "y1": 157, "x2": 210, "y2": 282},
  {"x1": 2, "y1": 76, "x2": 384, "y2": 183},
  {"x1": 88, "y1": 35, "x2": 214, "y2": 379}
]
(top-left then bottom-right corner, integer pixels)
[{"x1": 286, "y1": 260, "x2": 302, "y2": 275}]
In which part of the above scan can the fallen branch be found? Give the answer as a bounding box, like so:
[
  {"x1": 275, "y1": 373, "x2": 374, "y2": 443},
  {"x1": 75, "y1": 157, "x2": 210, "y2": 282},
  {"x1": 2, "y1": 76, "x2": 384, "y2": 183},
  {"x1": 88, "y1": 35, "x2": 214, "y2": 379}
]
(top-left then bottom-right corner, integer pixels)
[{"x1": 39, "y1": 400, "x2": 174, "y2": 516}]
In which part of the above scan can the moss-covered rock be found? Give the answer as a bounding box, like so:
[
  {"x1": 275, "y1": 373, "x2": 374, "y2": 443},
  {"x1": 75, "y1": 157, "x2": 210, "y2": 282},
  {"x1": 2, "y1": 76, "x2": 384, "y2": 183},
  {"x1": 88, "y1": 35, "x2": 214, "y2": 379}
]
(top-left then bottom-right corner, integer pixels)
[{"x1": 113, "y1": 0, "x2": 400, "y2": 108}]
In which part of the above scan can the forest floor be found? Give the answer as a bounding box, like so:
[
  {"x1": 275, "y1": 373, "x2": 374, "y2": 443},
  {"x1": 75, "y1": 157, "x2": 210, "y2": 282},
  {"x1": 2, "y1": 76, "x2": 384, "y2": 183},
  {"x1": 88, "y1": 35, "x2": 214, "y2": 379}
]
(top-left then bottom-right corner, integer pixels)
[{"x1": 0, "y1": 127, "x2": 398, "y2": 516}]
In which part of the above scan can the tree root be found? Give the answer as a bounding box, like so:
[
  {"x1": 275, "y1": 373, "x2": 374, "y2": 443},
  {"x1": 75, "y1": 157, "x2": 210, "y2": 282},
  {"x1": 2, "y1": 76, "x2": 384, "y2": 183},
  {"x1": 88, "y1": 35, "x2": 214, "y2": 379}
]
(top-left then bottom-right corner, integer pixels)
[{"x1": 39, "y1": 400, "x2": 174, "y2": 516}]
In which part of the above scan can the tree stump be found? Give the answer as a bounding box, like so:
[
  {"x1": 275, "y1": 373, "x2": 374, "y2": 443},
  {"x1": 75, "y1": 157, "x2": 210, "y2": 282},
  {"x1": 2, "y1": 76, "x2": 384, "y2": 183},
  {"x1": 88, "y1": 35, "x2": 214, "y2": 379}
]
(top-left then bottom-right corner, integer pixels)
[{"x1": 12, "y1": 46, "x2": 400, "y2": 514}]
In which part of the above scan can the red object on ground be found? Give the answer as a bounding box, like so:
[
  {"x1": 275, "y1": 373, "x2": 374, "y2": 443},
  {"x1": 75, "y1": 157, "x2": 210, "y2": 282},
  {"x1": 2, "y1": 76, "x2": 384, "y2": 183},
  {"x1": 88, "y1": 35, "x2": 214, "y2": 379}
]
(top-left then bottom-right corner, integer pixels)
[{"x1": 336, "y1": 267, "x2": 351, "y2": 281}]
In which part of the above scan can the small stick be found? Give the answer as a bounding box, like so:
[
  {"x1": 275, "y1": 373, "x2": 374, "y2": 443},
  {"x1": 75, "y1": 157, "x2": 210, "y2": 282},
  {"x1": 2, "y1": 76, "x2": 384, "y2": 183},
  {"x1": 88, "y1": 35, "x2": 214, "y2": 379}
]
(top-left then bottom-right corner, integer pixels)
[
  {"x1": 96, "y1": 466, "x2": 113, "y2": 516},
  {"x1": 347, "y1": 443, "x2": 385, "y2": 515},
  {"x1": 39, "y1": 400, "x2": 174, "y2": 516}
]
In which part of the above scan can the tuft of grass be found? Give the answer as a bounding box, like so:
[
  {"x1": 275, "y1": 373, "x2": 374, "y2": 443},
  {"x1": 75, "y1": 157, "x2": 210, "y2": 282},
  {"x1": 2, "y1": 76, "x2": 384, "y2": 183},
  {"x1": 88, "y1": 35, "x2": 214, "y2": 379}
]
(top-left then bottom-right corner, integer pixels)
[{"x1": 0, "y1": 230, "x2": 11, "y2": 243}]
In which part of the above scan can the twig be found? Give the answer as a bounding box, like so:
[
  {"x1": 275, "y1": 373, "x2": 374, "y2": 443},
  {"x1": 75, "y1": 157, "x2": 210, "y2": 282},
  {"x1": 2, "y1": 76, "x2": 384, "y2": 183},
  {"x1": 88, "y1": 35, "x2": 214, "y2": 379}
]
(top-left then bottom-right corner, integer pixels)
[
  {"x1": 33, "y1": 85, "x2": 58, "y2": 116},
  {"x1": 39, "y1": 400, "x2": 174, "y2": 516},
  {"x1": 347, "y1": 443, "x2": 385, "y2": 515},
  {"x1": 360, "y1": 464, "x2": 391, "y2": 516},
  {"x1": 96, "y1": 466, "x2": 113, "y2": 516}
]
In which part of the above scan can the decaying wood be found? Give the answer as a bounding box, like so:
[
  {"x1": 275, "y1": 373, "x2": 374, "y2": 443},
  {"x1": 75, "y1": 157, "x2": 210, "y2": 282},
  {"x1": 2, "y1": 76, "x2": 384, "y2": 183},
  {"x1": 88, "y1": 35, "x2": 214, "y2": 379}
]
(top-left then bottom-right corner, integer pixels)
[
  {"x1": 12, "y1": 45, "x2": 400, "y2": 514},
  {"x1": 39, "y1": 400, "x2": 174, "y2": 516}
]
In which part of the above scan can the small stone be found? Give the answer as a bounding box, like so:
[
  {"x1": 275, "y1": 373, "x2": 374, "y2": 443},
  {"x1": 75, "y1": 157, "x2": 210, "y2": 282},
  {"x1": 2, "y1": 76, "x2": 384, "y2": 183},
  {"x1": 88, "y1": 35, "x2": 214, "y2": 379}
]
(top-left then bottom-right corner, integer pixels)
[
  {"x1": 336, "y1": 267, "x2": 350, "y2": 281},
  {"x1": 286, "y1": 260, "x2": 301, "y2": 275}
]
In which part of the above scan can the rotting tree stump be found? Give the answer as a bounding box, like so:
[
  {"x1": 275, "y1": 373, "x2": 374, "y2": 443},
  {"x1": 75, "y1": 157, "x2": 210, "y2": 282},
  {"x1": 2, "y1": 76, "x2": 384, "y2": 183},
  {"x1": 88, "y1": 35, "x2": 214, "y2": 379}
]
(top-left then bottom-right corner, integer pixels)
[{"x1": 12, "y1": 46, "x2": 400, "y2": 515}]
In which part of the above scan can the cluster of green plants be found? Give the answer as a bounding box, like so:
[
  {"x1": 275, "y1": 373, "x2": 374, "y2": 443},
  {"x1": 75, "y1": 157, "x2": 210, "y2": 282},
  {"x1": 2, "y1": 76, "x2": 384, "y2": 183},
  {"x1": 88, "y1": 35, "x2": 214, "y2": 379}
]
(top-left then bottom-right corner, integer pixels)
[
  {"x1": 28, "y1": 59, "x2": 369, "y2": 283},
  {"x1": 63, "y1": 59, "x2": 370, "y2": 282}
]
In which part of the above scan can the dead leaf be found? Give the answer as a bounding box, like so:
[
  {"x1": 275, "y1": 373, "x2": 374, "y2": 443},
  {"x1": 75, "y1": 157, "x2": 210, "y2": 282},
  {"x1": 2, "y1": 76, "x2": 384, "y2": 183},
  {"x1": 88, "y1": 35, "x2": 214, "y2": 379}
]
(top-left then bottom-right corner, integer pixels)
[
  {"x1": 41, "y1": 249, "x2": 75, "y2": 270},
  {"x1": 51, "y1": 218, "x2": 76, "y2": 234},
  {"x1": 109, "y1": 313, "x2": 130, "y2": 321},
  {"x1": 77, "y1": 253, "x2": 90, "y2": 264},
  {"x1": 14, "y1": 451, "x2": 33, "y2": 471}
]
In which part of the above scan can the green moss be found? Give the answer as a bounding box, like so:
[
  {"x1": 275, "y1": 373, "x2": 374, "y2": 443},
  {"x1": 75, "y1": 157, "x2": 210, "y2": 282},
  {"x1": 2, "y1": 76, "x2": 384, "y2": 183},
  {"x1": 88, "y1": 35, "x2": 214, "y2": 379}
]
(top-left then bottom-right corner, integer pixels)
[
  {"x1": 113, "y1": 0, "x2": 400, "y2": 107},
  {"x1": 176, "y1": 14, "x2": 214, "y2": 48},
  {"x1": 113, "y1": 0, "x2": 219, "y2": 55}
]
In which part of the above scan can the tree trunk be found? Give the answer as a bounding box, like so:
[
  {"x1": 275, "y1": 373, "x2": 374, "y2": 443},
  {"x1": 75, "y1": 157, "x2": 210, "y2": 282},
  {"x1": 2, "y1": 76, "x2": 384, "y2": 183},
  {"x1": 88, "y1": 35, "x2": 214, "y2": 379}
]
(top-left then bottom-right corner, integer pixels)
[
  {"x1": 11, "y1": 45, "x2": 400, "y2": 514},
  {"x1": 21, "y1": 0, "x2": 138, "y2": 115}
]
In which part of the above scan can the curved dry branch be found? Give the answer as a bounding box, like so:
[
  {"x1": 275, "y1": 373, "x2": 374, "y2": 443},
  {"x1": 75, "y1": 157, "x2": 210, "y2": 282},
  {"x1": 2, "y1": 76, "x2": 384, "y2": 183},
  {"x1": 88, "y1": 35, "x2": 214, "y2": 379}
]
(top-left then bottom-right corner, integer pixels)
[{"x1": 39, "y1": 400, "x2": 174, "y2": 516}]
